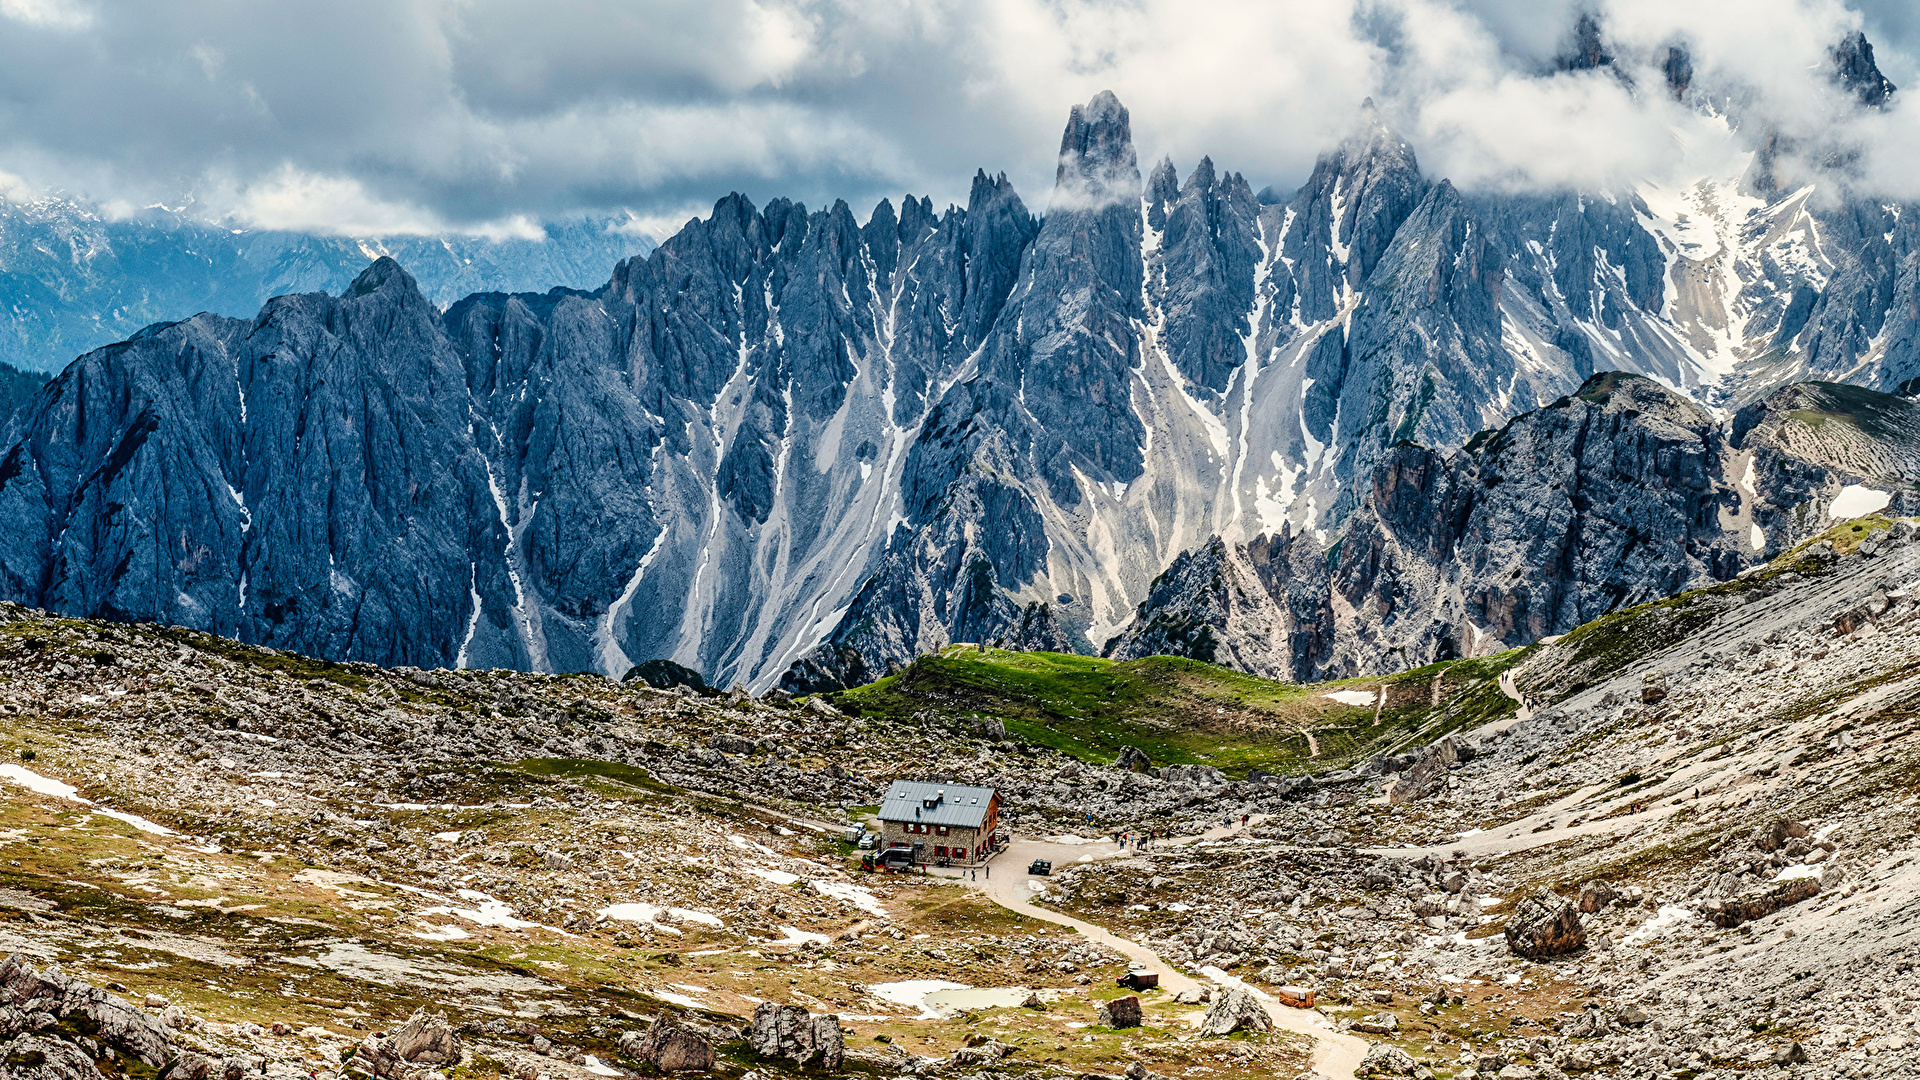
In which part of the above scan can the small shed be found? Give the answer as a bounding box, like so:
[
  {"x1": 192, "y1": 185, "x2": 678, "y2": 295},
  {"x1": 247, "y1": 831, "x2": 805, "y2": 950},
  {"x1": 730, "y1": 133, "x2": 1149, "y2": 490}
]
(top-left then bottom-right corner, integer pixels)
[{"x1": 1117, "y1": 970, "x2": 1159, "y2": 991}]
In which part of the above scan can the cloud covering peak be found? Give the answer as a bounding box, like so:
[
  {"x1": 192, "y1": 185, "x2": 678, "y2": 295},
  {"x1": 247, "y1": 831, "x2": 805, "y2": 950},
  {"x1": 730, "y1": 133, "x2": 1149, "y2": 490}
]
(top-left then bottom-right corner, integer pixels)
[{"x1": 0, "y1": 0, "x2": 1915, "y2": 235}]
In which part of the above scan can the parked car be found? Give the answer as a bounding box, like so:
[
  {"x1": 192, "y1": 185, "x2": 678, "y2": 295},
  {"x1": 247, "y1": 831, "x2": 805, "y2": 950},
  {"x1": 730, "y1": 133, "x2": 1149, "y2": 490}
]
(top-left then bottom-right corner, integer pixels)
[
  {"x1": 857, "y1": 832, "x2": 878, "y2": 850},
  {"x1": 1028, "y1": 859, "x2": 1052, "y2": 876},
  {"x1": 863, "y1": 848, "x2": 914, "y2": 872}
]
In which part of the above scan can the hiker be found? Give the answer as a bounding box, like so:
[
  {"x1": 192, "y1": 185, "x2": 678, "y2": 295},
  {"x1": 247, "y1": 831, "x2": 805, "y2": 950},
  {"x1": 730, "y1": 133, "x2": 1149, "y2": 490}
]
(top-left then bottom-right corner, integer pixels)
[{"x1": 1240, "y1": 813, "x2": 1249, "y2": 827}]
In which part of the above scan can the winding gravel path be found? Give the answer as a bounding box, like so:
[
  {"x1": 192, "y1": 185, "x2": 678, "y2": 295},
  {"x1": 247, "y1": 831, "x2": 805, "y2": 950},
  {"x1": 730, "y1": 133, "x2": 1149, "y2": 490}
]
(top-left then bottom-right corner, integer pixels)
[{"x1": 933, "y1": 826, "x2": 1368, "y2": 1079}]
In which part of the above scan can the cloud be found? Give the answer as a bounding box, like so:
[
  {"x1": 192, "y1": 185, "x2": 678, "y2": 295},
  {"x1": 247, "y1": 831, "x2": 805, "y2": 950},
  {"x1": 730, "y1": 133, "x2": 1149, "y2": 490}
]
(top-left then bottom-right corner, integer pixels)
[
  {"x1": 0, "y1": 0, "x2": 92, "y2": 30},
  {"x1": 210, "y1": 164, "x2": 544, "y2": 238},
  {"x1": 0, "y1": 0, "x2": 1915, "y2": 233}
]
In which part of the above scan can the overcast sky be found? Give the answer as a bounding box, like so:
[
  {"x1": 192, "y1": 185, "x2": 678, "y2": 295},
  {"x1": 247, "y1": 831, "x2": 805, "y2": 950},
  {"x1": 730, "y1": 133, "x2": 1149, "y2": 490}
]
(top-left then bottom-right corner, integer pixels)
[{"x1": 0, "y1": 0, "x2": 1915, "y2": 237}]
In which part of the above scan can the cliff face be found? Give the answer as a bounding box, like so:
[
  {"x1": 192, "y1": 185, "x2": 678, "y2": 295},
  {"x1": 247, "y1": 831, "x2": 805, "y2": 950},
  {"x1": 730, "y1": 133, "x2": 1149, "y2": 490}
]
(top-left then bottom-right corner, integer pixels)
[{"x1": 1106, "y1": 374, "x2": 1920, "y2": 680}]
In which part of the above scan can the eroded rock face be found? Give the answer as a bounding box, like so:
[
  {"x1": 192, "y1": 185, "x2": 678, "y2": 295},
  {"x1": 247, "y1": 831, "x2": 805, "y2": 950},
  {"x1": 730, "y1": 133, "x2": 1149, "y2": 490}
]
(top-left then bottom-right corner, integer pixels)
[
  {"x1": 0, "y1": 956, "x2": 176, "y2": 1080},
  {"x1": 1505, "y1": 892, "x2": 1587, "y2": 957},
  {"x1": 0, "y1": 955, "x2": 174, "y2": 1072},
  {"x1": 743, "y1": 1004, "x2": 842, "y2": 1071}
]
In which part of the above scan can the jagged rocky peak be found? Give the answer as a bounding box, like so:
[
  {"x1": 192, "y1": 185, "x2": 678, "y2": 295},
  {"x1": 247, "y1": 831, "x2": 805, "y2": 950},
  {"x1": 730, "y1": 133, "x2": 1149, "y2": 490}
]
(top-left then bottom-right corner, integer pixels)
[
  {"x1": 1832, "y1": 29, "x2": 1897, "y2": 108},
  {"x1": 1284, "y1": 101, "x2": 1427, "y2": 305},
  {"x1": 346, "y1": 255, "x2": 417, "y2": 297},
  {"x1": 1054, "y1": 89, "x2": 1139, "y2": 205},
  {"x1": 1554, "y1": 12, "x2": 1614, "y2": 73},
  {"x1": 1149, "y1": 155, "x2": 1263, "y2": 393},
  {"x1": 1662, "y1": 43, "x2": 1694, "y2": 100},
  {"x1": 1562, "y1": 369, "x2": 1715, "y2": 436}
]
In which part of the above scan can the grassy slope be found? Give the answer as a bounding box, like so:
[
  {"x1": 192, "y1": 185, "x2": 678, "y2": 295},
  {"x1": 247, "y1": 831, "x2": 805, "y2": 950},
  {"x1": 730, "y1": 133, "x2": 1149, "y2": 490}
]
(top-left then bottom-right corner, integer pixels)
[
  {"x1": 831, "y1": 646, "x2": 1523, "y2": 778},
  {"x1": 831, "y1": 516, "x2": 1916, "y2": 778}
]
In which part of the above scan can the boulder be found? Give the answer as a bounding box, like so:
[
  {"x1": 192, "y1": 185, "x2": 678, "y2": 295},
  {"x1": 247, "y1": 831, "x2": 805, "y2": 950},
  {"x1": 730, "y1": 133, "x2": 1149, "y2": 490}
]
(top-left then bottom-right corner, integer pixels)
[
  {"x1": 625, "y1": 1018, "x2": 714, "y2": 1073},
  {"x1": 1754, "y1": 819, "x2": 1810, "y2": 853},
  {"x1": 1359, "y1": 1042, "x2": 1419, "y2": 1076},
  {"x1": 352, "y1": 1010, "x2": 462, "y2": 1079},
  {"x1": 1352, "y1": 1013, "x2": 1399, "y2": 1034},
  {"x1": 1199, "y1": 987, "x2": 1272, "y2": 1037},
  {"x1": 743, "y1": 1003, "x2": 842, "y2": 1070},
  {"x1": 710, "y1": 734, "x2": 758, "y2": 755},
  {"x1": 1504, "y1": 893, "x2": 1586, "y2": 958},
  {"x1": 950, "y1": 1039, "x2": 1013, "y2": 1066},
  {"x1": 1704, "y1": 874, "x2": 1821, "y2": 927},
  {"x1": 1577, "y1": 880, "x2": 1618, "y2": 913},
  {"x1": 1640, "y1": 669, "x2": 1668, "y2": 704},
  {"x1": 1096, "y1": 995, "x2": 1141, "y2": 1028},
  {"x1": 1114, "y1": 746, "x2": 1153, "y2": 772},
  {"x1": 1389, "y1": 737, "x2": 1458, "y2": 804}
]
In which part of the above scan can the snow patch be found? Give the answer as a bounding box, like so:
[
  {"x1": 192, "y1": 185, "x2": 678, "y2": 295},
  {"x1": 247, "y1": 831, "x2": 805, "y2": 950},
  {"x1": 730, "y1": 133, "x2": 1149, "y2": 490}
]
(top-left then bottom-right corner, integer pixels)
[
  {"x1": 1622, "y1": 904, "x2": 1700, "y2": 946},
  {"x1": 1322, "y1": 690, "x2": 1378, "y2": 707},
  {"x1": 811, "y1": 879, "x2": 885, "y2": 916},
  {"x1": 1827, "y1": 485, "x2": 1890, "y2": 520},
  {"x1": 0, "y1": 764, "x2": 175, "y2": 835},
  {"x1": 867, "y1": 979, "x2": 970, "y2": 1018}
]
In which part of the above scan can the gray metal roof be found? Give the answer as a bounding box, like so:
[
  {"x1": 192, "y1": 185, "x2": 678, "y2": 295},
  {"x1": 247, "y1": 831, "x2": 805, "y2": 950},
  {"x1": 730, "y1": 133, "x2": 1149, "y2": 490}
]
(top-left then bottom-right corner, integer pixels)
[{"x1": 878, "y1": 780, "x2": 997, "y2": 829}]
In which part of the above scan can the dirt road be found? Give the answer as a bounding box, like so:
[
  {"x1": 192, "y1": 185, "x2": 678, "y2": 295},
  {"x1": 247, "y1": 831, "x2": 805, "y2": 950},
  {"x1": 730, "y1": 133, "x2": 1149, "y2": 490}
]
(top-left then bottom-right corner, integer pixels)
[{"x1": 932, "y1": 826, "x2": 1368, "y2": 1079}]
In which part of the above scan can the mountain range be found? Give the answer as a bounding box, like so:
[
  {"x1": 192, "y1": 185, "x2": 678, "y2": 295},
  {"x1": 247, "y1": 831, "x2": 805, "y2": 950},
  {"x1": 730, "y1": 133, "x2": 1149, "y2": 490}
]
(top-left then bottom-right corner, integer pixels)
[
  {"x1": 3, "y1": 24, "x2": 1920, "y2": 691},
  {"x1": 0, "y1": 191, "x2": 653, "y2": 376}
]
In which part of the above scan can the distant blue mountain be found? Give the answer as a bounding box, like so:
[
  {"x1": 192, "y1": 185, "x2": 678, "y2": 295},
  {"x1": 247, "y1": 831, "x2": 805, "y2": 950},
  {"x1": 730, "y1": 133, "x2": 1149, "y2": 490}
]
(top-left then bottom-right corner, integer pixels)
[{"x1": 0, "y1": 195, "x2": 653, "y2": 374}]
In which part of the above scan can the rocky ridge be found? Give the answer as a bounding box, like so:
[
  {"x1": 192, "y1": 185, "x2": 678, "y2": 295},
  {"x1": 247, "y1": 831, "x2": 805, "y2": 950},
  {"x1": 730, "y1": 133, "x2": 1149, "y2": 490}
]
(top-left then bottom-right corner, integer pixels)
[{"x1": 1105, "y1": 373, "x2": 1920, "y2": 680}]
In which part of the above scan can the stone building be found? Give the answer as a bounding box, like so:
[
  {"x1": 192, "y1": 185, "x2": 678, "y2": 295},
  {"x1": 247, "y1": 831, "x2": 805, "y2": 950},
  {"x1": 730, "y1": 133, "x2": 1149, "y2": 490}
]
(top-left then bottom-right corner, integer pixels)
[{"x1": 876, "y1": 780, "x2": 1003, "y2": 866}]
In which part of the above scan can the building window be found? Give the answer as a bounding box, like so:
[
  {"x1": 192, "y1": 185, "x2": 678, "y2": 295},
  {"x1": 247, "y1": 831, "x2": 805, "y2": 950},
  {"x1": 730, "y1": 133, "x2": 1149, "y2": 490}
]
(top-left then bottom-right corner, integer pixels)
[{"x1": 937, "y1": 826, "x2": 948, "y2": 836}]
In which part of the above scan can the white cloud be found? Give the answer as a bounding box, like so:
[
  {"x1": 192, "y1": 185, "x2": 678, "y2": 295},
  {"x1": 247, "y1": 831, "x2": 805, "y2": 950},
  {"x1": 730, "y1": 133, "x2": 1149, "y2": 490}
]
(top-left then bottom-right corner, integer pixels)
[
  {"x1": 0, "y1": 0, "x2": 92, "y2": 30},
  {"x1": 0, "y1": 0, "x2": 1916, "y2": 230},
  {"x1": 215, "y1": 164, "x2": 544, "y2": 239}
]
